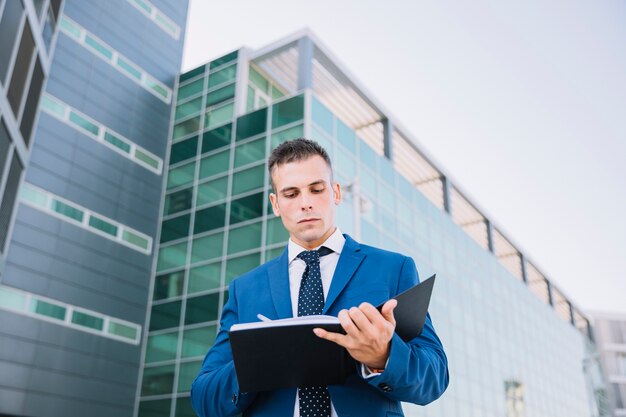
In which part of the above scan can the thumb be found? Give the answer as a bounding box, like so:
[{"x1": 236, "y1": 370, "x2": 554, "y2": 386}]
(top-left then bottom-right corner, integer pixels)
[{"x1": 381, "y1": 299, "x2": 397, "y2": 325}]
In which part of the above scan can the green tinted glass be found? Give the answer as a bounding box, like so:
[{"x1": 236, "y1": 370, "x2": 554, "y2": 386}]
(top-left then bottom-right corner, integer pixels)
[
  {"x1": 52, "y1": 200, "x2": 83, "y2": 222},
  {"x1": 141, "y1": 365, "x2": 175, "y2": 396},
  {"x1": 196, "y1": 176, "x2": 228, "y2": 206},
  {"x1": 266, "y1": 216, "x2": 289, "y2": 245},
  {"x1": 174, "y1": 396, "x2": 197, "y2": 417},
  {"x1": 227, "y1": 222, "x2": 261, "y2": 254},
  {"x1": 208, "y1": 64, "x2": 236, "y2": 88},
  {"x1": 164, "y1": 188, "x2": 192, "y2": 215},
  {"x1": 311, "y1": 96, "x2": 333, "y2": 134},
  {"x1": 209, "y1": 51, "x2": 237, "y2": 69},
  {"x1": 145, "y1": 331, "x2": 178, "y2": 363},
  {"x1": 191, "y1": 232, "x2": 224, "y2": 264},
  {"x1": 206, "y1": 84, "x2": 235, "y2": 107},
  {"x1": 173, "y1": 116, "x2": 200, "y2": 140},
  {"x1": 199, "y1": 150, "x2": 229, "y2": 179},
  {"x1": 229, "y1": 192, "x2": 264, "y2": 225},
  {"x1": 88, "y1": 215, "x2": 118, "y2": 236},
  {"x1": 84, "y1": 34, "x2": 113, "y2": 60},
  {"x1": 69, "y1": 111, "x2": 99, "y2": 135},
  {"x1": 182, "y1": 325, "x2": 217, "y2": 358},
  {"x1": 226, "y1": 253, "x2": 261, "y2": 284},
  {"x1": 167, "y1": 162, "x2": 195, "y2": 189},
  {"x1": 156, "y1": 242, "x2": 188, "y2": 271},
  {"x1": 170, "y1": 136, "x2": 198, "y2": 165},
  {"x1": 194, "y1": 204, "x2": 226, "y2": 235},
  {"x1": 122, "y1": 230, "x2": 150, "y2": 250},
  {"x1": 270, "y1": 124, "x2": 303, "y2": 148},
  {"x1": 249, "y1": 66, "x2": 269, "y2": 93},
  {"x1": 72, "y1": 310, "x2": 104, "y2": 330},
  {"x1": 30, "y1": 299, "x2": 66, "y2": 320},
  {"x1": 104, "y1": 131, "x2": 131, "y2": 153},
  {"x1": 117, "y1": 56, "x2": 141, "y2": 80},
  {"x1": 178, "y1": 78, "x2": 204, "y2": 102},
  {"x1": 178, "y1": 361, "x2": 202, "y2": 393},
  {"x1": 180, "y1": 65, "x2": 205, "y2": 83},
  {"x1": 149, "y1": 301, "x2": 182, "y2": 331},
  {"x1": 108, "y1": 321, "x2": 138, "y2": 340},
  {"x1": 153, "y1": 271, "x2": 184, "y2": 301},
  {"x1": 175, "y1": 97, "x2": 202, "y2": 120},
  {"x1": 232, "y1": 165, "x2": 264, "y2": 196},
  {"x1": 135, "y1": 149, "x2": 160, "y2": 169},
  {"x1": 266, "y1": 245, "x2": 286, "y2": 261},
  {"x1": 337, "y1": 120, "x2": 356, "y2": 152},
  {"x1": 202, "y1": 124, "x2": 231, "y2": 154},
  {"x1": 234, "y1": 137, "x2": 265, "y2": 168},
  {"x1": 138, "y1": 399, "x2": 171, "y2": 417},
  {"x1": 205, "y1": 102, "x2": 233, "y2": 130},
  {"x1": 272, "y1": 95, "x2": 304, "y2": 128},
  {"x1": 0, "y1": 286, "x2": 26, "y2": 311},
  {"x1": 188, "y1": 263, "x2": 222, "y2": 294},
  {"x1": 185, "y1": 293, "x2": 220, "y2": 325},
  {"x1": 160, "y1": 214, "x2": 190, "y2": 243},
  {"x1": 236, "y1": 108, "x2": 267, "y2": 140}
]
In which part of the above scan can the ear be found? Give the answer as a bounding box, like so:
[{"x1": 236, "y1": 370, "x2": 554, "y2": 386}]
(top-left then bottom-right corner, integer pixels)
[
  {"x1": 269, "y1": 193, "x2": 281, "y2": 216},
  {"x1": 332, "y1": 182, "x2": 342, "y2": 205}
]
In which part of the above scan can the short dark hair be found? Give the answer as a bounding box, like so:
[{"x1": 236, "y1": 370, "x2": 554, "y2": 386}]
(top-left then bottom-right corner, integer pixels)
[{"x1": 268, "y1": 138, "x2": 332, "y2": 188}]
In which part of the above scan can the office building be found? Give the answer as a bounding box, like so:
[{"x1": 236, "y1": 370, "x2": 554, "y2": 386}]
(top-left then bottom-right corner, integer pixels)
[
  {"x1": 0, "y1": 1, "x2": 187, "y2": 416},
  {"x1": 590, "y1": 311, "x2": 626, "y2": 416},
  {"x1": 139, "y1": 30, "x2": 607, "y2": 417}
]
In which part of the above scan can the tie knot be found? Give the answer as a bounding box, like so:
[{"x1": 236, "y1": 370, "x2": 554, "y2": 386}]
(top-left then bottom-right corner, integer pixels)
[{"x1": 297, "y1": 247, "x2": 333, "y2": 266}]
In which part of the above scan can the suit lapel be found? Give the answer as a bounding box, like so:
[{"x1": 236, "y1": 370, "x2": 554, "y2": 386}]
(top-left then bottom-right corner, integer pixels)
[
  {"x1": 267, "y1": 248, "x2": 293, "y2": 319},
  {"x1": 323, "y1": 234, "x2": 365, "y2": 314}
]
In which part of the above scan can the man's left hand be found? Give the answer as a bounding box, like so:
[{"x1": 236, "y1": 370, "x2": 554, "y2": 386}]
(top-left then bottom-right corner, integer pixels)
[{"x1": 313, "y1": 299, "x2": 397, "y2": 370}]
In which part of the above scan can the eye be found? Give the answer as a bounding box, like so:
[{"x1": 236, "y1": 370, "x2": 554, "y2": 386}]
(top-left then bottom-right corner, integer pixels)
[
  {"x1": 283, "y1": 191, "x2": 297, "y2": 198},
  {"x1": 311, "y1": 187, "x2": 325, "y2": 194}
]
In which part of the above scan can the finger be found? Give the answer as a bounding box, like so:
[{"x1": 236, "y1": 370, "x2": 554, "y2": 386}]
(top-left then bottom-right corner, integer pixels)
[
  {"x1": 347, "y1": 306, "x2": 373, "y2": 331},
  {"x1": 358, "y1": 302, "x2": 387, "y2": 326},
  {"x1": 313, "y1": 328, "x2": 348, "y2": 347},
  {"x1": 338, "y1": 309, "x2": 359, "y2": 335},
  {"x1": 380, "y1": 299, "x2": 397, "y2": 325}
]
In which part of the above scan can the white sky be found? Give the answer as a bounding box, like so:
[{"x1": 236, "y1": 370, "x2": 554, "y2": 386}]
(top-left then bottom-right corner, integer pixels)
[{"x1": 182, "y1": 0, "x2": 626, "y2": 315}]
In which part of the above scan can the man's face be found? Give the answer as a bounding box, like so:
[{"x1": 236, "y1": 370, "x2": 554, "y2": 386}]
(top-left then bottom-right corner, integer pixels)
[{"x1": 269, "y1": 155, "x2": 341, "y2": 250}]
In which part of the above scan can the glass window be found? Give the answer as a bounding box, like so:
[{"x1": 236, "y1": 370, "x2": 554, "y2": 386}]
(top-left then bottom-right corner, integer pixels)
[
  {"x1": 175, "y1": 97, "x2": 202, "y2": 120},
  {"x1": 335, "y1": 147, "x2": 355, "y2": 178},
  {"x1": 153, "y1": 271, "x2": 184, "y2": 301},
  {"x1": 160, "y1": 214, "x2": 191, "y2": 243},
  {"x1": 182, "y1": 325, "x2": 217, "y2": 358},
  {"x1": 230, "y1": 192, "x2": 264, "y2": 225},
  {"x1": 59, "y1": 16, "x2": 81, "y2": 39},
  {"x1": 72, "y1": 310, "x2": 104, "y2": 330},
  {"x1": 19, "y1": 58, "x2": 44, "y2": 144},
  {"x1": 69, "y1": 111, "x2": 99, "y2": 136},
  {"x1": 177, "y1": 78, "x2": 204, "y2": 102},
  {"x1": 0, "y1": 119, "x2": 8, "y2": 174},
  {"x1": 145, "y1": 331, "x2": 178, "y2": 363},
  {"x1": 272, "y1": 95, "x2": 304, "y2": 129},
  {"x1": 266, "y1": 216, "x2": 288, "y2": 245},
  {"x1": 170, "y1": 136, "x2": 198, "y2": 165},
  {"x1": 116, "y1": 56, "x2": 142, "y2": 80},
  {"x1": 311, "y1": 96, "x2": 334, "y2": 135},
  {"x1": 52, "y1": 199, "x2": 84, "y2": 222},
  {"x1": 272, "y1": 85, "x2": 284, "y2": 100},
  {"x1": 198, "y1": 149, "x2": 229, "y2": 180},
  {"x1": 138, "y1": 399, "x2": 171, "y2": 417},
  {"x1": 227, "y1": 222, "x2": 261, "y2": 254},
  {"x1": 232, "y1": 165, "x2": 264, "y2": 196},
  {"x1": 210, "y1": 51, "x2": 238, "y2": 70},
  {"x1": 0, "y1": 154, "x2": 22, "y2": 249},
  {"x1": 208, "y1": 64, "x2": 236, "y2": 88},
  {"x1": 236, "y1": 108, "x2": 267, "y2": 141},
  {"x1": 246, "y1": 85, "x2": 255, "y2": 112},
  {"x1": 249, "y1": 66, "x2": 269, "y2": 93},
  {"x1": 141, "y1": 364, "x2": 175, "y2": 396},
  {"x1": 194, "y1": 204, "x2": 226, "y2": 235},
  {"x1": 185, "y1": 293, "x2": 220, "y2": 325},
  {"x1": 149, "y1": 301, "x2": 181, "y2": 331},
  {"x1": 196, "y1": 176, "x2": 228, "y2": 207},
  {"x1": 188, "y1": 263, "x2": 221, "y2": 294},
  {"x1": 205, "y1": 102, "x2": 233, "y2": 130},
  {"x1": 0, "y1": 0, "x2": 24, "y2": 84},
  {"x1": 122, "y1": 230, "x2": 150, "y2": 251},
  {"x1": 144, "y1": 75, "x2": 169, "y2": 100},
  {"x1": 337, "y1": 120, "x2": 356, "y2": 152},
  {"x1": 201, "y1": 123, "x2": 231, "y2": 154},
  {"x1": 104, "y1": 131, "x2": 131, "y2": 153},
  {"x1": 173, "y1": 116, "x2": 200, "y2": 140},
  {"x1": 379, "y1": 158, "x2": 395, "y2": 186},
  {"x1": 178, "y1": 361, "x2": 202, "y2": 393},
  {"x1": 180, "y1": 65, "x2": 205, "y2": 83},
  {"x1": 234, "y1": 137, "x2": 266, "y2": 169},
  {"x1": 41, "y1": 94, "x2": 66, "y2": 118},
  {"x1": 266, "y1": 245, "x2": 286, "y2": 261},
  {"x1": 0, "y1": 286, "x2": 26, "y2": 311},
  {"x1": 135, "y1": 148, "x2": 160, "y2": 169},
  {"x1": 360, "y1": 167, "x2": 377, "y2": 200},
  {"x1": 88, "y1": 215, "x2": 118, "y2": 237},
  {"x1": 166, "y1": 162, "x2": 195, "y2": 190},
  {"x1": 191, "y1": 232, "x2": 224, "y2": 264},
  {"x1": 19, "y1": 183, "x2": 48, "y2": 209},
  {"x1": 226, "y1": 253, "x2": 261, "y2": 284},
  {"x1": 359, "y1": 141, "x2": 378, "y2": 170},
  {"x1": 164, "y1": 188, "x2": 192, "y2": 216},
  {"x1": 7, "y1": 21, "x2": 34, "y2": 115},
  {"x1": 108, "y1": 321, "x2": 138, "y2": 340},
  {"x1": 156, "y1": 242, "x2": 188, "y2": 271},
  {"x1": 133, "y1": 0, "x2": 152, "y2": 14},
  {"x1": 270, "y1": 124, "x2": 303, "y2": 149},
  {"x1": 30, "y1": 299, "x2": 66, "y2": 320},
  {"x1": 205, "y1": 83, "x2": 235, "y2": 107},
  {"x1": 84, "y1": 34, "x2": 113, "y2": 61}
]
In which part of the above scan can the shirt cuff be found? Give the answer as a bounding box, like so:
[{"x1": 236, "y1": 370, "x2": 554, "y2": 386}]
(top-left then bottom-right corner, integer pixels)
[{"x1": 359, "y1": 358, "x2": 390, "y2": 378}]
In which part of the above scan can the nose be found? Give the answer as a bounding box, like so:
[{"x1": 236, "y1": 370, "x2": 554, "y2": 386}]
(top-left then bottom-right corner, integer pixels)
[{"x1": 299, "y1": 192, "x2": 313, "y2": 211}]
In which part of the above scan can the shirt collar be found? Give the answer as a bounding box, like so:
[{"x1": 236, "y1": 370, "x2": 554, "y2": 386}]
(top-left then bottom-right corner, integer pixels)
[{"x1": 288, "y1": 227, "x2": 345, "y2": 264}]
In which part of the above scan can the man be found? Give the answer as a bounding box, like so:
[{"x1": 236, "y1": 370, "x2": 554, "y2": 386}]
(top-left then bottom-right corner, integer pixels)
[{"x1": 191, "y1": 138, "x2": 448, "y2": 417}]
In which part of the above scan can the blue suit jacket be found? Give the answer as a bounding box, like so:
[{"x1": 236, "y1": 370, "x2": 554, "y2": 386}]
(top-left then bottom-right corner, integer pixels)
[{"x1": 191, "y1": 234, "x2": 449, "y2": 417}]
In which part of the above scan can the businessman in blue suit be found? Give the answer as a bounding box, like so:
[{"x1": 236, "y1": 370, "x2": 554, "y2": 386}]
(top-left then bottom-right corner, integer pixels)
[{"x1": 191, "y1": 138, "x2": 448, "y2": 417}]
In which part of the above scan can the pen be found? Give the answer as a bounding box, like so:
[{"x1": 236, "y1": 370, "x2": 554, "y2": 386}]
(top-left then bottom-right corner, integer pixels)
[{"x1": 257, "y1": 314, "x2": 272, "y2": 322}]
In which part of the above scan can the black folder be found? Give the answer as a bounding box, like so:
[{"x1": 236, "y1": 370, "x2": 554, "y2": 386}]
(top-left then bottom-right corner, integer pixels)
[{"x1": 228, "y1": 274, "x2": 436, "y2": 392}]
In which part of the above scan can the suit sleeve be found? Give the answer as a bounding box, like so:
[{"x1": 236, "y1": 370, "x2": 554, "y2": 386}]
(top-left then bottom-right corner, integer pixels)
[
  {"x1": 362, "y1": 256, "x2": 449, "y2": 405},
  {"x1": 190, "y1": 280, "x2": 257, "y2": 417}
]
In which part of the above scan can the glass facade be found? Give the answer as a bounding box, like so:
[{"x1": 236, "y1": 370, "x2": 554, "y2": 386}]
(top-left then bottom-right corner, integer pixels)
[{"x1": 139, "y1": 37, "x2": 601, "y2": 417}]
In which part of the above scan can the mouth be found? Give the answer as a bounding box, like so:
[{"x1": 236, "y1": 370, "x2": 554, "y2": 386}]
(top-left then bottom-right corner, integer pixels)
[{"x1": 298, "y1": 218, "x2": 319, "y2": 224}]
